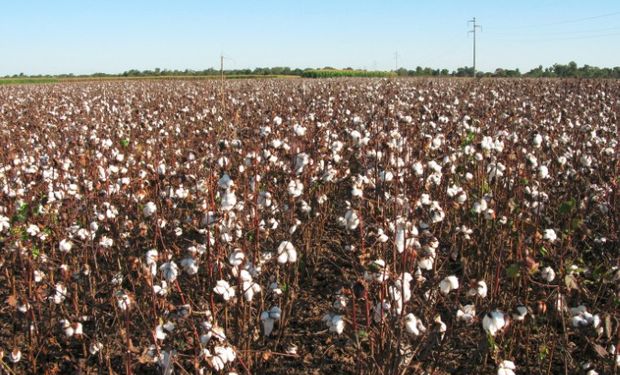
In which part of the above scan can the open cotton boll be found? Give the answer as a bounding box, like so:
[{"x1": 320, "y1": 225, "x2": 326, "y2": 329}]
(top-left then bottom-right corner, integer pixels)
[
  {"x1": 439, "y1": 275, "x2": 459, "y2": 295},
  {"x1": 343, "y1": 209, "x2": 359, "y2": 230},
  {"x1": 467, "y1": 280, "x2": 488, "y2": 298},
  {"x1": 277, "y1": 241, "x2": 297, "y2": 264},
  {"x1": 543, "y1": 229, "x2": 557, "y2": 243},
  {"x1": 404, "y1": 313, "x2": 426, "y2": 336},
  {"x1": 218, "y1": 174, "x2": 234, "y2": 190},
  {"x1": 533, "y1": 133, "x2": 543, "y2": 147},
  {"x1": 323, "y1": 313, "x2": 345, "y2": 334},
  {"x1": 9, "y1": 349, "x2": 21, "y2": 363},
  {"x1": 220, "y1": 190, "x2": 237, "y2": 211},
  {"x1": 376, "y1": 228, "x2": 389, "y2": 243},
  {"x1": 457, "y1": 304, "x2": 476, "y2": 324},
  {"x1": 89, "y1": 342, "x2": 103, "y2": 355},
  {"x1": 59, "y1": 239, "x2": 73, "y2": 253},
  {"x1": 160, "y1": 261, "x2": 179, "y2": 283},
  {"x1": 213, "y1": 280, "x2": 235, "y2": 301},
  {"x1": 497, "y1": 360, "x2": 516, "y2": 375},
  {"x1": 260, "y1": 306, "x2": 281, "y2": 336},
  {"x1": 228, "y1": 249, "x2": 245, "y2": 266},
  {"x1": 287, "y1": 179, "x2": 303, "y2": 197},
  {"x1": 180, "y1": 257, "x2": 198, "y2": 275},
  {"x1": 512, "y1": 306, "x2": 528, "y2": 321},
  {"x1": 143, "y1": 201, "x2": 157, "y2": 217},
  {"x1": 540, "y1": 266, "x2": 556, "y2": 282},
  {"x1": 483, "y1": 310, "x2": 507, "y2": 336}
]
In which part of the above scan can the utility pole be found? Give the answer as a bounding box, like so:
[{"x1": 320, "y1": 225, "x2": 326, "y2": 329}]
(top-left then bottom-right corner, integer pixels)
[
  {"x1": 468, "y1": 17, "x2": 481, "y2": 77},
  {"x1": 220, "y1": 53, "x2": 225, "y2": 111},
  {"x1": 220, "y1": 54, "x2": 224, "y2": 82},
  {"x1": 394, "y1": 51, "x2": 399, "y2": 71}
]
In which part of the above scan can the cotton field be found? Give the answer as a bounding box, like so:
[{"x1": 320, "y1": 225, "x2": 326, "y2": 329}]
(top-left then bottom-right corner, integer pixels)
[{"x1": 0, "y1": 78, "x2": 618, "y2": 374}]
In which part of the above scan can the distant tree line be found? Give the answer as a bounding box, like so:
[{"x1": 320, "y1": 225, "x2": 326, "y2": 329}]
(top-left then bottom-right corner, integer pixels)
[{"x1": 3, "y1": 62, "x2": 619, "y2": 79}]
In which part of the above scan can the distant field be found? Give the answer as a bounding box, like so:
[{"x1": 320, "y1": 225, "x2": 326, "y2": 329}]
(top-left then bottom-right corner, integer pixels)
[
  {"x1": 301, "y1": 69, "x2": 396, "y2": 78},
  {"x1": 0, "y1": 74, "x2": 300, "y2": 85},
  {"x1": 0, "y1": 70, "x2": 400, "y2": 85}
]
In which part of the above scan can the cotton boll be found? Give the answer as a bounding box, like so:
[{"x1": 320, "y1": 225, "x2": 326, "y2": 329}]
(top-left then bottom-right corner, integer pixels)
[
  {"x1": 155, "y1": 323, "x2": 167, "y2": 340},
  {"x1": 213, "y1": 280, "x2": 235, "y2": 301},
  {"x1": 89, "y1": 341, "x2": 103, "y2": 355},
  {"x1": 220, "y1": 190, "x2": 237, "y2": 211},
  {"x1": 404, "y1": 313, "x2": 426, "y2": 336},
  {"x1": 512, "y1": 306, "x2": 528, "y2": 321},
  {"x1": 439, "y1": 275, "x2": 459, "y2": 295},
  {"x1": 229, "y1": 249, "x2": 245, "y2": 266},
  {"x1": 467, "y1": 280, "x2": 487, "y2": 298},
  {"x1": 59, "y1": 239, "x2": 73, "y2": 253},
  {"x1": 483, "y1": 310, "x2": 507, "y2": 336},
  {"x1": 343, "y1": 209, "x2": 359, "y2": 230},
  {"x1": 143, "y1": 201, "x2": 157, "y2": 217},
  {"x1": 287, "y1": 179, "x2": 304, "y2": 198},
  {"x1": 497, "y1": 360, "x2": 516, "y2": 375},
  {"x1": 457, "y1": 304, "x2": 476, "y2": 325},
  {"x1": 277, "y1": 241, "x2": 297, "y2": 264},
  {"x1": 160, "y1": 261, "x2": 179, "y2": 283},
  {"x1": 261, "y1": 312, "x2": 275, "y2": 336},
  {"x1": 180, "y1": 257, "x2": 198, "y2": 275},
  {"x1": 540, "y1": 266, "x2": 556, "y2": 282},
  {"x1": 533, "y1": 134, "x2": 543, "y2": 147},
  {"x1": 260, "y1": 306, "x2": 281, "y2": 336},
  {"x1": 218, "y1": 174, "x2": 234, "y2": 190},
  {"x1": 323, "y1": 313, "x2": 345, "y2": 334},
  {"x1": 543, "y1": 229, "x2": 557, "y2": 243},
  {"x1": 9, "y1": 349, "x2": 21, "y2": 363}
]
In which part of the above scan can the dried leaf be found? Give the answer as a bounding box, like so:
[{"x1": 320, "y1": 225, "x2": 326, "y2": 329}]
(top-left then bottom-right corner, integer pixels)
[
  {"x1": 591, "y1": 342, "x2": 608, "y2": 358},
  {"x1": 564, "y1": 274, "x2": 578, "y2": 290},
  {"x1": 604, "y1": 314, "x2": 612, "y2": 339}
]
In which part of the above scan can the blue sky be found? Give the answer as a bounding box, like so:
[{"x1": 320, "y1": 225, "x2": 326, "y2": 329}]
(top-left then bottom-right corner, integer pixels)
[{"x1": 1, "y1": 0, "x2": 618, "y2": 75}]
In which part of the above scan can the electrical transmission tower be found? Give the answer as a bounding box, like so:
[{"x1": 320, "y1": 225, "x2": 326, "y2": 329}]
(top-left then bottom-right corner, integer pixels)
[{"x1": 468, "y1": 17, "x2": 482, "y2": 77}]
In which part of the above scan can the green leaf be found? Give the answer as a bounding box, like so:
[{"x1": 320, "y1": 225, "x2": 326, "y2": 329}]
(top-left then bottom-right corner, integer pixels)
[
  {"x1": 558, "y1": 198, "x2": 576, "y2": 215},
  {"x1": 570, "y1": 218, "x2": 583, "y2": 231},
  {"x1": 487, "y1": 333, "x2": 497, "y2": 352},
  {"x1": 357, "y1": 329, "x2": 369, "y2": 339},
  {"x1": 506, "y1": 263, "x2": 521, "y2": 278},
  {"x1": 539, "y1": 246, "x2": 549, "y2": 256},
  {"x1": 32, "y1": 246, "x2": 40, "y2": 259},
  {"x1": 481, "y1": 180, "x2": 491, "y2": 194},
  {"x1": 13, "y1": 203, "x2": 29, "y2": 222},
  {"x1": 462, "y1": 131, "x2": 476, "y2": 147},
  {"x1": 120, "y1": 138, "x2": 130, "y2": 148},
  {"x1": 538, "y1": 344, "x2": 549, "y2": 361}
]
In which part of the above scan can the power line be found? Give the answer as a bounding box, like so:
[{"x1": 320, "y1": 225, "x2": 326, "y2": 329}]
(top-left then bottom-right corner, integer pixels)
[
  {"x1": 489, "y1": 10, "x2": 620, "y2": 31},
  {"x1": 486, "y1": 26, "x2": 620, "y2": 37},
  {"x1": 468, "y1": 17, "x2": 481, "y2": 77},
  {"x1": 488, "y1": 31, "x2": 620, "y2": 43}
]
